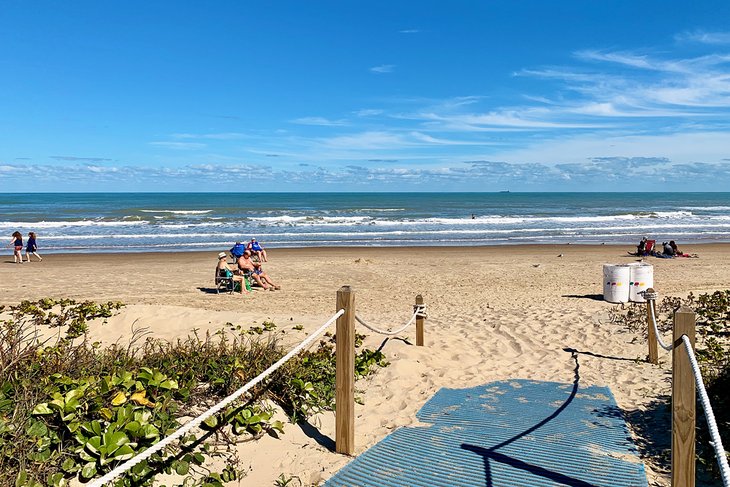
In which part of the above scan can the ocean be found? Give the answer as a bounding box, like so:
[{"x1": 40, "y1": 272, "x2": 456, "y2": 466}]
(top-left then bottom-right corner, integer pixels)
[{"x1": 1, "y1": 192, "x2": 729, "y2": 253}]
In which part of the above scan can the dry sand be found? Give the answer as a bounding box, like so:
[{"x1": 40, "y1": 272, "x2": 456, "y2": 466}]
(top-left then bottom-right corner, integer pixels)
[{"x1": 2, "y1": 244, "x2": 728, "y2": 486}]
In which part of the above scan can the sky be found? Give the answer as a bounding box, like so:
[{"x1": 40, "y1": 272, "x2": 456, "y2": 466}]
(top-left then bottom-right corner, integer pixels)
[{"x1": 1, "y1": 1, "x2": 729, "y2": 192}]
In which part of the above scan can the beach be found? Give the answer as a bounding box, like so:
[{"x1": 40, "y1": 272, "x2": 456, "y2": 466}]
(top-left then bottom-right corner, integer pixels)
[{"x1": 2, "y1": 244, "x2": 728, "y2": 486}]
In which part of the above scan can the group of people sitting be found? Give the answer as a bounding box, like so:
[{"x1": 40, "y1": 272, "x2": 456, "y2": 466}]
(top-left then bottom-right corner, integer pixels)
[
  {"x1": 635, "y1": 237, "x2": 694, "y2": 258},
  {"x1": 215, "y1": 238, "x2": 280, "y2": 293}
]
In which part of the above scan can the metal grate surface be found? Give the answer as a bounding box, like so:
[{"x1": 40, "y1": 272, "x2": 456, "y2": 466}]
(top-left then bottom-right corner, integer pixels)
[{"x1": 325, "y1": 380, "x2": 647, "y2": 487}]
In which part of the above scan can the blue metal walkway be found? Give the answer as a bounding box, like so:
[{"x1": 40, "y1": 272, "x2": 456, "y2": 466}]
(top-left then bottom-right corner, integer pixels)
[{"x1": 325, "y1": 380, "x2": 648, "y2": 487}]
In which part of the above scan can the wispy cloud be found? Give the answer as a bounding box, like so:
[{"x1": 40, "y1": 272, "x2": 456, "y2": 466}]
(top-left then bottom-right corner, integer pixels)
[
  {"x1": 399, "y1": 29, "x2": 420, "y2": 34},
  {"x1": 370, "y1": 64, "x2": 395, "y2": 73},
  {"x1": 519, "y1": 48, "x2": 730, "y2": 116},
  {"x1": 402, "y1": 109, "x2": 605, "y2": 131},
  {"x1": 676, "y1": 30, "x2": 730, "y2": 45},
  {"x1": 289, "y1": 116, "x2": 349, "y2": 126},
  {"x1": 51, "y1": 156, "x2": 112, "y2": 162},
  {"x1": 354, "y1": 109, "x2": 384, "y2": 117},
  {"x1": 314, "y1": 130, "x2": 492, "y2": 150},
  {"x1": 171, "y1": 133, "x2": 248, "y2": 140},
  {"x1": 149, "y1": 142, "x2": 207, "y2": 150}
]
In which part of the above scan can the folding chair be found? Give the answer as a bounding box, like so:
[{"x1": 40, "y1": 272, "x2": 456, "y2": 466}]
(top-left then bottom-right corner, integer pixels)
[{"x1": 215, "y1": 269, "x2": 235, "y2": 294}]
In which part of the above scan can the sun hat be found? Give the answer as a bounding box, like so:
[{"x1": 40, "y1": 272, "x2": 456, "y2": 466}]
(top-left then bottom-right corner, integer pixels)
[{"x1": 218, "y1": 252, "x2": 227, "y2": 259}]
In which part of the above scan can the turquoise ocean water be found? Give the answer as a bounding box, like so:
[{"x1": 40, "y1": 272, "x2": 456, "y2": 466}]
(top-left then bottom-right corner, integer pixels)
[{"x1": 1, "y1": 192, "x2": 729, "y2": 253}]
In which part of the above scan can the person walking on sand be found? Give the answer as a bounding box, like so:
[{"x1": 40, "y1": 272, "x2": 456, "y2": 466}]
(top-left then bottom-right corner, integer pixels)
[
  {"x1": 9, "y1": 231, "x2": 23, "y2": 264},
  {"x1": 25, "y1": 232, "x2": 42, "y2": 262}
]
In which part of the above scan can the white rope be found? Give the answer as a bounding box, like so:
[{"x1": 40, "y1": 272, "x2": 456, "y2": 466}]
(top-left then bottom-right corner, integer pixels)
[
  {"x1": 648, "y1": 299, "x2": 673, "y2": 351},
  {"x1": 354, "y1": 305, "x2": 427, "y2": 336},
  {"x1": 89, "y1": 309, "x2": 345, "y2": 487},
  {"x1": 680, "y1": 334, "x2": 730, "y2": 486}
]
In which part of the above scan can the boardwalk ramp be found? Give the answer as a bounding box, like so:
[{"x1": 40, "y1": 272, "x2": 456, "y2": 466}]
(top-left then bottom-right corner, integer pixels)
[{"x1": 325, "y1": 379, "x2": 648, "y2": 487}]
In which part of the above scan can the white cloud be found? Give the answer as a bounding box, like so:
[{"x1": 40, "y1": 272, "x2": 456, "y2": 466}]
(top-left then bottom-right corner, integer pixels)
[
  {"x1": 370, "y1": 64, "x2": 395, "y2": 73},
  {"x1": 171, "y1": 133, "x2": 248, "y2": 140},
  {"x1": 149, "y1": 142, "x2": 207, "y2": 150},
  {"x1": 676, "y1": 30, "x2": 730, "y2": 45},
  {"x1": 354, "y1": 109, "x2": 384, "y2": 117},
  {"x1": 406, "y1": 109, "x2": 604, "y2": 130},
  {"x1": 490, "y1": 130, "x2": 730, "y2": 166},
  {"x1": 521, "y1": 48, "x2": 730, "y2": 116},
  {"x1": 317, "y1": 131, "x2": 408, "y2": 149},
  {"x1": 289, "y1": 116, "x2": 349, "y2": 126}
]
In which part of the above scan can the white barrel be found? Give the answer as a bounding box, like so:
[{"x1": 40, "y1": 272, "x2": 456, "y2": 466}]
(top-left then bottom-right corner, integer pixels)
[
  {"x1": 629, "y1": 263, "x2": 654, "y2": 302},
  {"x1": 603, "y1": 264, "x2": 631, "y2": 303}
]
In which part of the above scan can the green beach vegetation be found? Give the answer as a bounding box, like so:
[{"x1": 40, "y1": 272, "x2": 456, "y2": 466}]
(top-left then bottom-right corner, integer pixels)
[
  {"x1": 0, "y1": 299, "x2": 388, "y2": 486},
  {"x1": 613, "y1": 290, "x2": 730, "y2": 480}
]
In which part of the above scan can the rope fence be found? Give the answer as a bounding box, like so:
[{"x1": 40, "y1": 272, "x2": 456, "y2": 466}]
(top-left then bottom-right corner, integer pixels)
[
  {"x1": 355, "y1": 304, "x2": 427, "y2": 336},
  {"x1": 89, "y1": 309, "x2": 345, "y2": 487},
  {"x1": 643, "y1": 290, "x2": 673, "y2": 352},
  {"x1": 89, "y1": 287, "x2": 427, "y2": 485},
  {"x1": 681, "y1": 335, "x2": 730, "y2": 487},
  {"x1": 641, "y1": 288, "x2": 729, "y2": 487}
]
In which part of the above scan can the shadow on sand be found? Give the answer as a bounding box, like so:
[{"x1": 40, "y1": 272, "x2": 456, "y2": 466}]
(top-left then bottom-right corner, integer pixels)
[{"x1": 561, "y1": 294, "x2": 605, "y2": 301}]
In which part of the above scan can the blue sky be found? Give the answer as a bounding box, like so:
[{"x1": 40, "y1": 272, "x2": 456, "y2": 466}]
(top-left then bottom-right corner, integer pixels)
[{"x1": 1, "y1": 1, "x2": 729, "y2": 192}]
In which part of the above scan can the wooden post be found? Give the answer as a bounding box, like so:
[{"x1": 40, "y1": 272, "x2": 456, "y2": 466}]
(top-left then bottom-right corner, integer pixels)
[
  {"x1": 415, "y1": 294, "x2": 425, "y2": 346},
  {"x1": 335, "y1": 286, "x2": 355, "y2": 455},
  {"x1": 646, "y1": 288, "x2": 658, "y2": 365},
  {"x1": 672, "y1": 306, "x2": 696, "y2": 487}
]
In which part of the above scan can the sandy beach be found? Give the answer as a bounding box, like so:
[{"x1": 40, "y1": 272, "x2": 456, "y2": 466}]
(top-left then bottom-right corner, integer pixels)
[{"x1": 2, "y1": 244, "x2": 728, "y2": 486}]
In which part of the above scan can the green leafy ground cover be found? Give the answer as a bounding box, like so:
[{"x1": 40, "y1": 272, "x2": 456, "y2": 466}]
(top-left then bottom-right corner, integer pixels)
[
  {"x1": 0, "y1": 299, "x2": 388, "y2": 486},
  {"x1": 611, "y1": 290, "x2": 729, "y2": 480}
]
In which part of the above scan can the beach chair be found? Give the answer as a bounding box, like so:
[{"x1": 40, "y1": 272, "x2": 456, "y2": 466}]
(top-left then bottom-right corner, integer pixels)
[
  {"x1": 215, "y1": 268, "x2": 236, "y2": 294},
  {"x1": 644, "y1": 239, "x2": 656, "y2": 255},
  {"x1": 230, "y1": 242, "x2": 246, "y2": 259}
]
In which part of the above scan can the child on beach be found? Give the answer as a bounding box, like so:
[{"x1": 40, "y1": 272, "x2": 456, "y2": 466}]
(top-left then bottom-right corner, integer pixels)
[
  {"x1": 9, "y1": 231, "x2": 23, "y2": 264},
  {"x1": 25, "y1": 232, "x2": 42, "y2": 262}
]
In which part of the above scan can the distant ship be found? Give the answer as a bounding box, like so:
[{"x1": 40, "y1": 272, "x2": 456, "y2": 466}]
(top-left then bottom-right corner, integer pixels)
[{"x1": 499, "y1": 190, "x2": 510, "y2": 193}]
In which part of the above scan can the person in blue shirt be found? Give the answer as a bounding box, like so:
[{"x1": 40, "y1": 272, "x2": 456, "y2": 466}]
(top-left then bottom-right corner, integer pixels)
[
  {"x1": 246, "y1": 238, "x2": 268, "y2": 262},
  {"x1": 230, "y1": 241, "x2": 246, "y2": 259},
  {"x1": 25, "y1": 232, "x2": 42, "y2": 262}
]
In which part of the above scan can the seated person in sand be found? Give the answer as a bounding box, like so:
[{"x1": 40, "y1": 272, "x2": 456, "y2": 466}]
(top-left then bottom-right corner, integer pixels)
[
  {"x1": 216, "y1": 252, "x2": 249, "y2": 294},
  {"x1": 669, "y1": 240, "x2": 681, "y2": 255},
  {"x1": 237, "y1": 249, "x2": 280, "y2": 290},
  {"x1": 246, "y1": 238, "x2": 268, "y2": 262},
  {"x1": 662, "y1": 241, "x2": 676, "y2": 257}
]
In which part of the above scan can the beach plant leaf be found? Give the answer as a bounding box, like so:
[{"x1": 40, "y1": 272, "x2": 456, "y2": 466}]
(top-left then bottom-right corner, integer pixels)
[
  {"x1": 110, "y1": 391, "x2": 127, "y2": 406},
  {"x1": 31, "y1": 403, "x2": 53, "y2": 416}
]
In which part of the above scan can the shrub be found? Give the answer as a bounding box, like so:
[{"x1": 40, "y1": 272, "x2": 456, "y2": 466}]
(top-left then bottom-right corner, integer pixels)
[{"x1": 0, "y1": 300, "x2": 390, "y2": 486}]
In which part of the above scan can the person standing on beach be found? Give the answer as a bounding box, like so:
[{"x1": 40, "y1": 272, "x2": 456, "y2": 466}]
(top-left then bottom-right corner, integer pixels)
[
  {"x1": 25, "y1": 232, "x2": 42, "y2": 262},
  {"x1": 9, "y1": 231, "x2": 23, "y2": 264}
]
